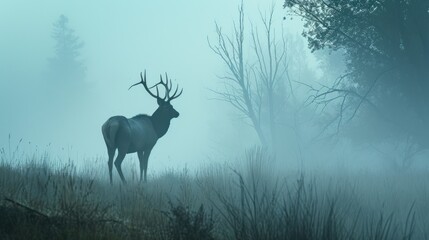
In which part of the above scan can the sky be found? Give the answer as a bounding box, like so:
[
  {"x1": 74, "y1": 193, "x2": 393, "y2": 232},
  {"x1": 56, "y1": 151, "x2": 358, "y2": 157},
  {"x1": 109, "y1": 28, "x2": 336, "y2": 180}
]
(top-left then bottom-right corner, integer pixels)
[{"x1": 0, "y1": 0, "x2": 310, "y2": 173}]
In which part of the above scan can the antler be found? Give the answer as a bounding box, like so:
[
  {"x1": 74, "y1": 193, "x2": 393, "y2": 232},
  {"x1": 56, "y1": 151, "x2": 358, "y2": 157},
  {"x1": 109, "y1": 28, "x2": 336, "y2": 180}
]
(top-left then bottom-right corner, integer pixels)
[
  {"x1": 159, "y1": 73, "x2": 183, "y2": 102},
  {"x1": 129, "y1": 71, "x2": 183, "y2": 102},
  {"x1": 129, "y1": 70, "x2": 162, "y2": 100}
]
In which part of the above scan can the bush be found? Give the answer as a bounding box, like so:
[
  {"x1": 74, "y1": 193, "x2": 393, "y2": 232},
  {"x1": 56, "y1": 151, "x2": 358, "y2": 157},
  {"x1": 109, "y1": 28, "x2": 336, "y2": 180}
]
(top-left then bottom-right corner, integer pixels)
[{"x1": 165, "y1": 201, "x2": 215, "y2": 240}]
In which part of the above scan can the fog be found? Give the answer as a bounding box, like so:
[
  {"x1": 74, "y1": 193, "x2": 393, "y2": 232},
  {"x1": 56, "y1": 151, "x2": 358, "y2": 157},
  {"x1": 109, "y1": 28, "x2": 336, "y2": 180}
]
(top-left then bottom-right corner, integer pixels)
[
  {"x1": 0, "y1": 1, "x2": 305, "y2": 171},
  {"x1": 1, "y1": 0, "x2": 428, "y2": 177},
  {"x1": 2, "y1": 1, "x2": 429, "y2": 239}
]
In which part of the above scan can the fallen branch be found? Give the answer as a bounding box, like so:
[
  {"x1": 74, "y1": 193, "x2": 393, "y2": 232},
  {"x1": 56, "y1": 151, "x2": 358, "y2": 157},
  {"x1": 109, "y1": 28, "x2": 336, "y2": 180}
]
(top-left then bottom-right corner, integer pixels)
[{"x1": 4, "y1": 197, "x2": 49, "y2": 219}]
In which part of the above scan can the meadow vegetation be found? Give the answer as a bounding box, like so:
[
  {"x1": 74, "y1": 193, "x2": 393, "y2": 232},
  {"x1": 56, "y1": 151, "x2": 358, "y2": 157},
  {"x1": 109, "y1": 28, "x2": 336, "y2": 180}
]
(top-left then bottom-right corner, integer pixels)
[{"x1": 0, "y1": 146, "x2": 427, "y2": 240}]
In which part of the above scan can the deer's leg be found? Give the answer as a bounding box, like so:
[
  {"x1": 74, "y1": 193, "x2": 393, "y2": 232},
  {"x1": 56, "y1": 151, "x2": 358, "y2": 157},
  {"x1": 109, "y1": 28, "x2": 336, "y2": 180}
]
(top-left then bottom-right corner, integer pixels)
[
  {"x1": 137, "y1": 151, "x2": 144, "y2": 182},
  {"x1": 114, "y1": 151, "x2": 127, "y2": 184},
  {"x1": 142, "y1": 148, "x2": 152, "y2": 182},
  {"x1": 107, "y1": 148, "x2": 116, "y2": 185}
]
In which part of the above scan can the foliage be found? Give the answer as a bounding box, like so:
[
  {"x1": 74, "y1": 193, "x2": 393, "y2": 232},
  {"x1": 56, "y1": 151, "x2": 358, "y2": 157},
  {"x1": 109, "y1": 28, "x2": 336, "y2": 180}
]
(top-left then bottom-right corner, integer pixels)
[{"x1": 284, "y1": 0, "x2": 429, "y2": 148}]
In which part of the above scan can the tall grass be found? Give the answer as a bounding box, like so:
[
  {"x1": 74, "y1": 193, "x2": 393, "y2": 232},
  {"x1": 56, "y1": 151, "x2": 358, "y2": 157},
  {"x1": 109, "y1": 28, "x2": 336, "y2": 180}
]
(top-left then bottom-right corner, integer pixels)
[{"x1": 0, "y1": 145, "x2": 427, "y2": 239}]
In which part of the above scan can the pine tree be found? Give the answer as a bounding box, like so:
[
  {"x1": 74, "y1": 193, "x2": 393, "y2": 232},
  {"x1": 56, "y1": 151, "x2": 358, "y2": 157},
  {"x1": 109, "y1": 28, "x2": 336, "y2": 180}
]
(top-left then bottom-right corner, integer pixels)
[{"x1": 48, "y1": 14, "x2": 85, "y2": 86}]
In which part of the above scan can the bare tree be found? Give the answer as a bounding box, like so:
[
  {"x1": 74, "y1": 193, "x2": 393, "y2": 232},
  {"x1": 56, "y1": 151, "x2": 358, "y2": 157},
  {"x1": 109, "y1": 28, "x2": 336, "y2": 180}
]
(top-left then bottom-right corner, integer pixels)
[
  {"x1": 251, "y1": 7, "x2": 288, "y2": 147},
  {"x1": 209, "y1": 2, "x2": 288, "y2": 149}
]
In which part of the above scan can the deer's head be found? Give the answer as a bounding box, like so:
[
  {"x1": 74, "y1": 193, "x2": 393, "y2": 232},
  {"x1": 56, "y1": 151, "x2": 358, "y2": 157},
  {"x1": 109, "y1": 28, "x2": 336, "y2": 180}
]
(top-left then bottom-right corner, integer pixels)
[{"x1": 129, "y1": 70, "x2": 182, "y2": 120}]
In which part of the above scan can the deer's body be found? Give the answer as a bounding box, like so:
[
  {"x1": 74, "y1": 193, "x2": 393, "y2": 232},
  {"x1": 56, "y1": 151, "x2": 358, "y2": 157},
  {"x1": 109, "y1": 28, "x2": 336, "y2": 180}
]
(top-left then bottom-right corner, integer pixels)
[
  {"x1": 102, "y1": 71, "x2": 182, "y2": 184},
  {"x1": 102, "y1": 115, "x2": 158, "y2": 153}
]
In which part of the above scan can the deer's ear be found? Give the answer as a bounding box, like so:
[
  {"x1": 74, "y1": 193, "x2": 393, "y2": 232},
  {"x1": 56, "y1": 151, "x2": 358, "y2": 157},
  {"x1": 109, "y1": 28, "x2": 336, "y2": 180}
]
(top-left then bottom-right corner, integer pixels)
[{"x1": 157, "y1": 98, "x2": 164, "y2": 106}]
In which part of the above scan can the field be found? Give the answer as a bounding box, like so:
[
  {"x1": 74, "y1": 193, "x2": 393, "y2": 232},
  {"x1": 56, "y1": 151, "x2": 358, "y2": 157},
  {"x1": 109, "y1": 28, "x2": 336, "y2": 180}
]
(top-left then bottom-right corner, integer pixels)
[{"x1": 1, "y1": 147, "x2": 428, "y2": 240}]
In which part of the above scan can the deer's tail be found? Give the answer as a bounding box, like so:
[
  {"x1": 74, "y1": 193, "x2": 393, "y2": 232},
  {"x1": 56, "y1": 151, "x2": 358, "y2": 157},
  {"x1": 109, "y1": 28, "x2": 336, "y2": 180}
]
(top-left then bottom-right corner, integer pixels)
[{"x1": 102, "y1": 119, "x2": 119, "y2": 148}]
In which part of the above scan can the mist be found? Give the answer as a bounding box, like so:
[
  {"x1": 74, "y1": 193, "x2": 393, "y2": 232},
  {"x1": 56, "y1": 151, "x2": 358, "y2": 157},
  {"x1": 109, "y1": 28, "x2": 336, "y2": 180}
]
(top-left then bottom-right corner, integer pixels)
[
  {"x1": 1, "y1": 0, "x2": 428, "y2": 176},
  {"x1": 1, "y1": 1, "x2": 429, "y2": 239},
  {"x1": 1, "y1": 0, "x2": 301, "y2": 171}
]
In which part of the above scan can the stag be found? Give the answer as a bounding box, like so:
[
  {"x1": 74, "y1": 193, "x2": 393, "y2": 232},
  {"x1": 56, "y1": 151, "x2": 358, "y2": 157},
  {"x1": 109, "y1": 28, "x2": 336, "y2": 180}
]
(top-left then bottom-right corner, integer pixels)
[{"x1": 102, "y1": 70, "x2": 182, "y2": 184}]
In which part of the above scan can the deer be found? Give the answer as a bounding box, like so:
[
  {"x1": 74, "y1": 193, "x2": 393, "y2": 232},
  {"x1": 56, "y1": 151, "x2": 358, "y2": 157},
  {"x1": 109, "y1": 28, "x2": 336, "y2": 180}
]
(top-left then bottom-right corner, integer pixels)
[{"x1": 102, "y1": 70, "x2": 182, "y2": 184}]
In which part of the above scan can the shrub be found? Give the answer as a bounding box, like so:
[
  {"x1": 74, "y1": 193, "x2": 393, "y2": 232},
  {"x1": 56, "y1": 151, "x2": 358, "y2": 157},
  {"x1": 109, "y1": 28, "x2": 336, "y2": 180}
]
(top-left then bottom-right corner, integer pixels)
[{"x1": 165, "y1": 201, "x2": 215, "y2": 240}]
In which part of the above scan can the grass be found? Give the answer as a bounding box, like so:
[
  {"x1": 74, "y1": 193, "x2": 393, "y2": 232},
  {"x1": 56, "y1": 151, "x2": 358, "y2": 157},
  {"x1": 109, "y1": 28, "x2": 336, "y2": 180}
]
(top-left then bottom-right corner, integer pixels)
[{"x1": 0, "y1": 146, "x2": 428, "y2": 239}]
